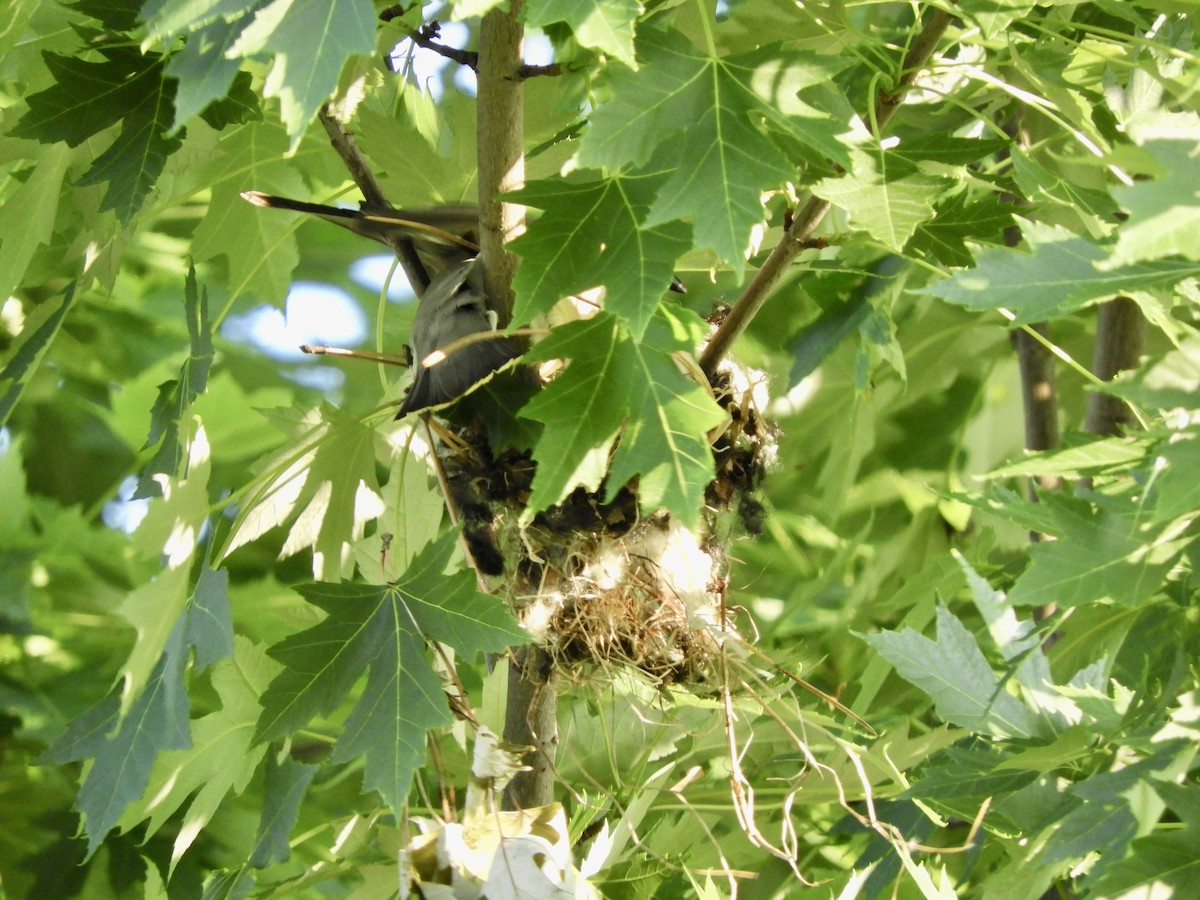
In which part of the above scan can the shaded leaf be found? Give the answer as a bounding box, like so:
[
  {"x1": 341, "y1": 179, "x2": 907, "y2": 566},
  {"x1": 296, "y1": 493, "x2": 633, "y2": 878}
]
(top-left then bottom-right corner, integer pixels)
[
  {"x1": 510, "y1": 171, "x2": 691, "y2": 338},
  {"x1": 813, "y1": 147, "x2": 946, "y2": 252},
  {"x1": 40, "y1": 560, "x2": 233, "y2": 857},
  {"x1": 1107, "y1": 138, "x2": 1200, "y2": 267},
  {"x1": 0, "y1": 283, "x2": 78, "y2": 428},
  {"x1": 1006, "y1": 492, "x2": 1192, "y2": 609},
  {"x1": 907, "y1": 193, "x2": 1014, "y2": 267},
  {"x1": 520, "y1": 312, "x2": 724, "y2": 527},
  {"x1": 0, "y1": 144, "x2": 70, "y2": 302},
  {"x1": 249, "y1": 757, "x2": 318, "y2": 868},
  {"x1": 190, "y1": 122, "x2": 308, "y2": 304},
  {"x1": 119, "y1": 637, "x2": 276, "y2": 868},
  {"x1": 580, "y1": 29, "x2": 845, "y2": 269},
  {"x1": 13, "y1": 47, "x2": 182, "y2": 222},
  {"x1": 254, "y1": 532, "x2": 525, "y2": 809},
  {"x1": 222, "y1": 404, "x2": 382, "y2": 581},
  {"x1": 166, "y1": 9, "x2": 266, "y2": 129}
]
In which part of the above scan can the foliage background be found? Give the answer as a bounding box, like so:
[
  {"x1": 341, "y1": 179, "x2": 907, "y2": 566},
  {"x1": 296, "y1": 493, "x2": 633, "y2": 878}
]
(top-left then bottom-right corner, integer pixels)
[{"x1": 1, "y1": 0, "x2": 1198, "y2": 897}]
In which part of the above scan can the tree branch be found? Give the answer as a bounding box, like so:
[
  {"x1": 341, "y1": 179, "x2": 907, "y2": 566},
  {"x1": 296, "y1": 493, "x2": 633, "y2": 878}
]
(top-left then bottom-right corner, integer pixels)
[
  {"x1": 317, "y1": 105, "x2": 432, "y2": 292},
  {"x1": 473, "y1": 1, "x2": 553, "y2": 810},
  {"x1": 476, "y1": 6, "x2": 526, "y2": 326},
  {"x1": 409, "y1": 21, "x2": 478, "y2": 71},
  {"x1": 1084, "y1": 297, "x2": 1144, "y2": 436},
  {"x1": 699, "y1": 8, "x2": 957, "y2": 378}
]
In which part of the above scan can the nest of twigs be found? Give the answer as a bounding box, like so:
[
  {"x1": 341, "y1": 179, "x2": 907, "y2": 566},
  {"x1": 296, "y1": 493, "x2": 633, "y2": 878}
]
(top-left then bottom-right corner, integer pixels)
[{"x1": 440, "y1": 356, "x2": 778, "y2": 686}]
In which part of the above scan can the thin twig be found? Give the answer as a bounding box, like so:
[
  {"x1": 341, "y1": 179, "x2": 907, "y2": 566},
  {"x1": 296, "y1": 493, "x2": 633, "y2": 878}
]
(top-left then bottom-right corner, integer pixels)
[
  {"x1": 518, "y1": 62, "x2": 563, "y2": 78},
  {"x1": 317, "y1": 105, "x2": 432, "y2": 293},
  {"x1": 410, "y1": 22, "x2": 478, "y2": 70},
  {"x1": 699, "y1": 8, "x2": 958, "y2": 378}
]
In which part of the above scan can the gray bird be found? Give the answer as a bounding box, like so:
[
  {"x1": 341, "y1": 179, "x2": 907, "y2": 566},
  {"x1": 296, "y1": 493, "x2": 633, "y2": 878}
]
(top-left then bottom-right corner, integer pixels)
[
  {"x1": 241, "y1": 191, "x2": 519, "y2": 417},
  {"x1": 397, "y1": 255, "x2": 518, "y2": 418}
]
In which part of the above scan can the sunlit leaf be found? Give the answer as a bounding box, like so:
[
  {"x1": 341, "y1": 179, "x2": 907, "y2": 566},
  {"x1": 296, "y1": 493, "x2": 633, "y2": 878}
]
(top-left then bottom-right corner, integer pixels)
[
  {"x1": 862, "y1": 604, "x2": 1045, "y2": 739},
  {"x1": 925, "y1": 221, "x2": 1200, "y2": 324},
  {"x1": 226, "y1": 0, "x2": 376, "y2": 146}
]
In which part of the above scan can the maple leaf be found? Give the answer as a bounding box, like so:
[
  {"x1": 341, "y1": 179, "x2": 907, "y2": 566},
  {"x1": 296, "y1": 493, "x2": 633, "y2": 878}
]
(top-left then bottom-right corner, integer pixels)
[
  {"x1": 12, "y1": 47, "x2": 182, "y2": 222},
  {"x1": 190, "y1": 123, "x2": 309, "y2": 304},
  {"x1": 862, "y1": 604, "x2": 1045, "y2": 740},
  {"x1": 519, "y1": 311, "x2": 724, "y2": 528},
  {"x1": 136, "y1": 266, "x2": 214, "y2": 498},
  {"x1": 227, "y1": 0, "x2": 376, "y2": 146},
  {"x1": 39, "y1": 564, "x2": 233, "y2": 857},
  {"x1": 510, "y1": 170, "x2": 691, "y2": 338},
  {"x1": 524, "y1": 0, "x2": 639, "y2": 66},
  {"x1": 579, "y1": 28, "x2": 848, "y2": 270},
  {"x1": 254, "y1": 532, "x2": 527, "y2": 810},
  {"x1": 812, "y1": 147, "x2": 948, "y2": 252},
  {"x1": 222, "y1": 403, "x2": 383, "y2": 581},
  {"x1": 925, "y1": 220, "x2": 1200, "y2": 324}
]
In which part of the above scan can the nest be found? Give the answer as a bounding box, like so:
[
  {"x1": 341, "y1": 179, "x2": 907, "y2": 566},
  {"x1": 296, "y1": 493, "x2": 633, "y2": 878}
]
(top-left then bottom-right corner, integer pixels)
[{"x1": 438, "y1": 355, "x2": 777, "y2": 687}]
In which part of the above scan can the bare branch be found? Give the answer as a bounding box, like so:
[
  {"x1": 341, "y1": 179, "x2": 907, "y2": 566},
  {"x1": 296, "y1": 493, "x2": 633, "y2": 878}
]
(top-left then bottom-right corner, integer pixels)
[
  {"x1": 1085, "y1": 297, "x2": 1144, "y2": 435},
  {"x1": 518, "y1": 61, "x2": 563, "y2": 78},
  {"x1": 409, "y1": 21, "x2": 478, "y2": 70},
  {"x1": 317, "y1": 105, "x2": 432, "y2": 292}
]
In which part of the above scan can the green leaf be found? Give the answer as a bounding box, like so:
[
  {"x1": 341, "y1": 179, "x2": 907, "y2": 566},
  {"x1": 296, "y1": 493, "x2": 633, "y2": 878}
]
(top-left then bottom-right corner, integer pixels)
[
  {"x1": 254, "y1": 532, "x2": 525, "y2": 810},
  {"x1": 987, "y1": 438, "x2": 1155, "y2": 479},
  {"x1": 141, "y1": 0, "x2": 262, "y2": 42},
  {"x1": 190, "y1": 123, "x2": 308, "y2": 304},
  {"x1": 40, "y1": 562, "x2": 232, "y2": 857},
  {"x1": 579, "y1": 29, "x2": 843, "y2": 269},
  {"x1": 520, "y1": 312, "x2": 724, "y2": 527},
  {"x1": 119, "y1": 637, "x2": 276, "y2": 869},
  {"x1": 861, "y1": 604, "x2": 1044, "y2": 739},
  {"x1": 13, "y1": 47, "x2": 182, "y2": 222},
  {"x1": 222, "y1": 405, "x2": 381, "y2": 581},
  {"x1": 925, "y1": 220, "x2": 1200, "y2": 324},
  {"x1": 136, "y1": 266, "x2": 214, "y2": 497},
  {"x1": 1041, "y1": 803, "x2": 1137, "y2": 866},
  {"x1": 329, "y1": 616, "x2": 448, "y2": 812},
  {"x1": 813, "y1": 148, "x2": 947, "y2": 252},
  {"x1": 1089, "y1": 831, "x2": 1200, "y2": 897},
  {"x1": 165, "y1": 10, "x2": 263, "y2": 129},
  {"x1": 1009, "y1": 151, "x2": 1119, "y2": 221},
  {"x1": 0, "y1": 143, "x2": 70, "y2": 301},
  {"x1": 75, "y1": 65, "x2": 182, "y2": 222},
  {"x1": 524, "y1": 0, "x2": 639, "y2": 67},
  {"x1": 1100, "y1": 337, "x2": 1200, "y2": 413},
  {"x1": 905, "y1": 747, "x2": 1039, "y2": 807},
  {"x1": 510, "y1": 171, "x2": 691, "y2": 338},
  {"x1": 226, "y1": 0, "x2": 376, "y2": 146},
  {"x1": 1106, "y1": 138, "x2": 1200, "y2": 267},
  {"x1": 907, "y1": 193, "x2": 1014, "y2": 267},
  {"x1": 120, "y1": 429, "x2": 214, "y2": 707},
  {"x1": 12, "y1": 48, "x2": 159, "y2": 148},
  {"x1": 1151, "y1": 428, "x2": 1200, "y2": 523},
  {"x1": 1006, "y1": 492, "x2": 1191, "y2": 609},
  {"x1": 249, "y1": 756, "x2": 318, "y2": 868},
  {"x1": 787, "y1": 296, "x2": 871, "y2": 385},
  {"x1": 0, "y1": 283, "x2": 78, "y2": 428}
]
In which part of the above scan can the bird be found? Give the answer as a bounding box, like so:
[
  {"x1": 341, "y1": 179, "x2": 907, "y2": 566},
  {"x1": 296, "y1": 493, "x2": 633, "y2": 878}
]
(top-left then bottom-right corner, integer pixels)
[{"x1": 241, "y1": 191, "x2": 519, "y2": 417}]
